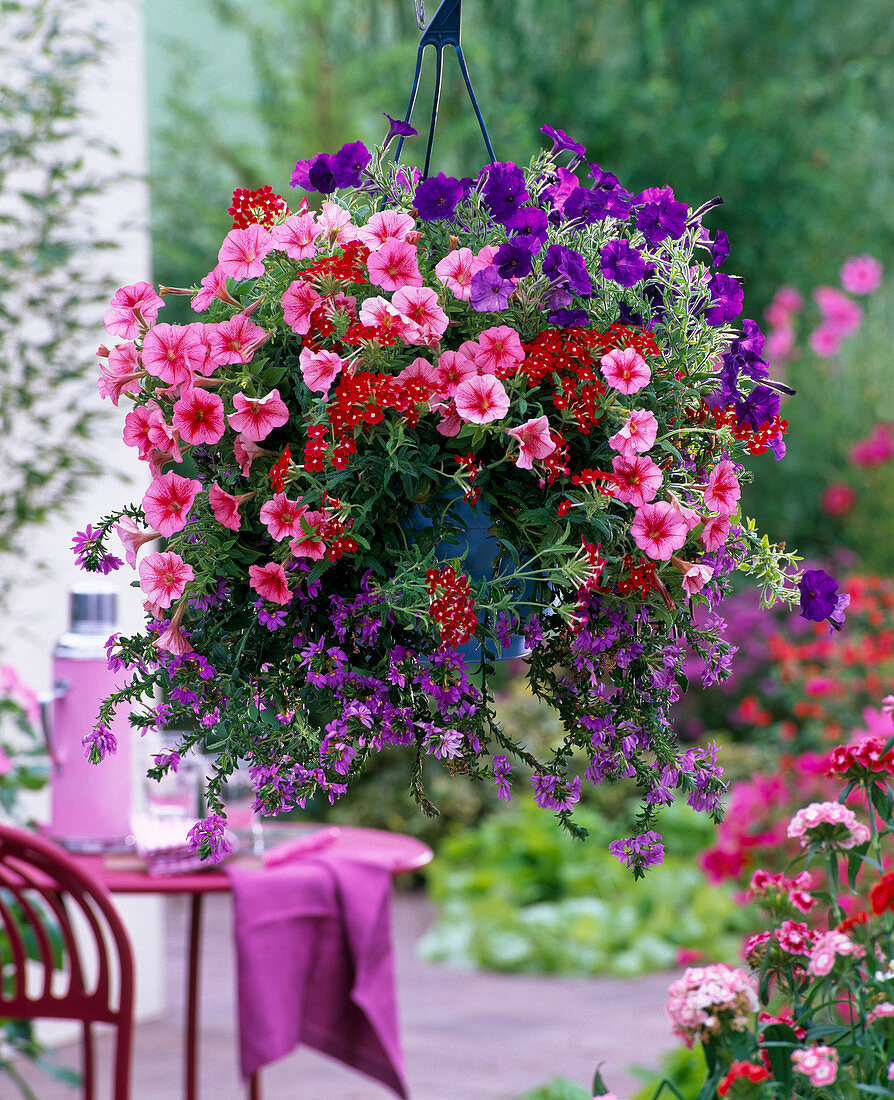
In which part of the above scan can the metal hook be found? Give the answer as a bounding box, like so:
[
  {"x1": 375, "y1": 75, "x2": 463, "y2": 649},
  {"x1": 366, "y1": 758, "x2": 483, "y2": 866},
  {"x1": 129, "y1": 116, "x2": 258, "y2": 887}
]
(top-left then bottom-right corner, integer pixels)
[{"x1": 395, "y1": 0, "x2": 495, "y2": 178}]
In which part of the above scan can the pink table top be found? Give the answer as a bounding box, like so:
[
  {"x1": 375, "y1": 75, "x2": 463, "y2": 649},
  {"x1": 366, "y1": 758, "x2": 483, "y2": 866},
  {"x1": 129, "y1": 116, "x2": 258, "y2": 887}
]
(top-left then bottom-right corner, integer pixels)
[{"x1": 72, "y1": 824, "x2": 433, "y2": 895}]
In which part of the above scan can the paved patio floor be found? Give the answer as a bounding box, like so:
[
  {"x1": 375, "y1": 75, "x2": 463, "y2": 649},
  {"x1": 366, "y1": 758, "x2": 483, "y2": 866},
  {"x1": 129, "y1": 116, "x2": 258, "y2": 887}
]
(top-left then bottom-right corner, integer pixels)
[{"x1": 13, "y1": 891, "x2": 677, "y2": 1099}]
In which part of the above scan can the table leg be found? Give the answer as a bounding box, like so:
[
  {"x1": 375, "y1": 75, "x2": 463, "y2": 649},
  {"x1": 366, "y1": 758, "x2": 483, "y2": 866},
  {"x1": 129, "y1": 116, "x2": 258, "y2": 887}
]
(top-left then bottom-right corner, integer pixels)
[
  {"x1": 249, "y1": 1071, "x2": 261, "y2": 1099},
  {"x1": 185, "y1": 893, "x2": 204, "y2": 1100}
]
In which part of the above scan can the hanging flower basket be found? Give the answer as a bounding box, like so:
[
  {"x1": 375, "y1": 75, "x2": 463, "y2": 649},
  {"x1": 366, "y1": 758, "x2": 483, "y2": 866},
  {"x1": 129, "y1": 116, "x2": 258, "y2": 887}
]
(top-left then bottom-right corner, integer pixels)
[{"x1": 77, "y1": 122, "x2": 844, "y2": 873}]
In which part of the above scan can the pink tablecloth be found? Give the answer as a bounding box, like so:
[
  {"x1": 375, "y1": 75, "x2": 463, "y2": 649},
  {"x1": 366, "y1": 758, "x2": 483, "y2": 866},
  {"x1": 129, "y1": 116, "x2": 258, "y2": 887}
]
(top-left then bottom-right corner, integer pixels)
[{"x1": 227, "y1": 851, "x2": 409, "y2": 1098}]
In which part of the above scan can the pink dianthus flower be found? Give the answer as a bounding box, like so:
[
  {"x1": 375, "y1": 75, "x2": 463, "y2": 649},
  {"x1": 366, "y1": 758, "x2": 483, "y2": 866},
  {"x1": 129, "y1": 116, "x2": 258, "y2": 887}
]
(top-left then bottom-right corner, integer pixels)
[
  {"x1": 787, "y1": 801, "x2": 870, "y2": 849},
  {"x1": 792, "y1": 1046, "x2": 838, "y2": 1087}
]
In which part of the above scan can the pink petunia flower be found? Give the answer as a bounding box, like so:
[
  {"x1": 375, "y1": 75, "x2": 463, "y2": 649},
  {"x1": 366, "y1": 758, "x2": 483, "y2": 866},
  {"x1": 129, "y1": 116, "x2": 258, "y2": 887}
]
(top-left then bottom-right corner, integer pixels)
[
  {"x1": 122, "y1": 402, "x2": 160, "y2": 459},
  {"x1": 217, "y1": 224, "x2": 274, "y2": 281},
  {"x1": 630, "y1": 501, "x2": 688, "y2": 561},
  {"x1": 260, "y1": 493, "x2": 305, "y2": 542},
  {"x1": 248, "y1": 562, "x2": 293, "y2": 605},
  {"x1": 233, "y1": 436, "x2": 269, "y2": 477},
  {"x1": 391, "y1": 286, "x2": 449, "y2": 343},
  {"x1": 434, "y1": 247, "x2": 484, "y2": 301},
  {"x1": 138, "y1": 551, "x2": 194, "y2": 609},
  {"x1": 281, "y1": 280, "x2": 322, "y2": 335},
  {"x1": 290, "y1": 510, "x2": 328, "y2": 560},
  {"x1": 366, "y1": 239, "x2": 424, "y2": 292},
  {"x1": 840, "y1": 254, "x2": 883, "y2": 296},
  {"x1": 104, "y1": 281, "x2": 165, "y2": 340},
  {"x1": 608, "y1": 408, "x2": 659, "y2": 458},
  {"x1": 98, "y1": 342, "x2": 143, "y2": 405},
  {"x1": 506, "y1": 416, "x2": 556, "y2": 470},
  {"x1": 453, "y1": 374, "x2": 511, "y2": 424},
  {"x1": 154, "y1": 604, "x2": 194, "y2": 656},
  {"x1": 475, "y1": 325, "x2": 526, "y2": 376},
  {"x1": 227, "y1": 389, "x2": 289, "y2": 442},
  {"x1": 353, "y1": 210, "x2": 416, "y2": 251},
  {"x1": 271, "y1": 213, "x2": 321, "y2": 260},
  {"x1": 703, "y1": 460, "x2": 741, "y2": 515},
  {"x1": 191, "y1": 265, "x2": 239, "y2": 312},
  {"x1": 435, "y1": 349, "x2": 477, "y2": 397},
  {"x1": 396, "y1": 356, "x2": 439, "y2": 391},
  {"x1": 358, "y1": 295, "x2": 415, "y2": 340},
  {"x1": 434, "y1": 404, "x2": 463, "y2": 437},
  {"x1": 142, "y1": 472, "x2": 202, "y2": 537},
  {"x1": 314, "y1": 202, "x2": 359, "y2": 247},
  {"x1": 610, "y1": 454, "x2": 663, "y2": 506},
  {"x1": 700, "y1": 513, "x2": 732, "y2": 551},
  {"x1": 172, "y1": 387, "x2": 226, "y2": 446},
  {"x1": 206, "y1": 314, "x2": 268, "y2": 366},
  {"x1": 115, "y1": 516, "x2": 160, "y2": 568},
  {"x1": 141, "y1": 323, "x2": 205, "y2": 386},
  {"x1": 600, "y1": 347, "x2": 651, "y2": 394},
  {"x1": 208, "y1": 483, "x2": 245, "y2": 531},
  {"x1": 299, "y1": 348, "x2": 346, "y2": 395},
  {"x1": 672, "y1": 557, "x2": 714, "y2": 598}
]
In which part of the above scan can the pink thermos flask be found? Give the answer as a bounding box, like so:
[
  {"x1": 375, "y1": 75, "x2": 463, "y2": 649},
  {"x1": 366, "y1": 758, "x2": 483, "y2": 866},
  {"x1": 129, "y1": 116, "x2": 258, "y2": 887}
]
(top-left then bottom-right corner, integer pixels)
[{"x1": 49, "y1": 585, "x2": 134, "y2": 850}]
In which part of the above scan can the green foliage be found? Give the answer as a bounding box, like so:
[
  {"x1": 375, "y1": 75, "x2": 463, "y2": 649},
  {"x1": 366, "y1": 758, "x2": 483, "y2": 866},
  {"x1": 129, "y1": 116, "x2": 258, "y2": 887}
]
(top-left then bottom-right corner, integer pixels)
[
  {"x1": 0, "y1": 0, "x2": 115, "y2": 608},
  {"x1": 147, "y1": 0, "x2": 893, "y2": 314},
  {"x1": 419, "y1": 800, "x2": 750, "y2": 977},
  {"x1": 631, "y1": 1047, "x2": 706, "y2": 1100}
]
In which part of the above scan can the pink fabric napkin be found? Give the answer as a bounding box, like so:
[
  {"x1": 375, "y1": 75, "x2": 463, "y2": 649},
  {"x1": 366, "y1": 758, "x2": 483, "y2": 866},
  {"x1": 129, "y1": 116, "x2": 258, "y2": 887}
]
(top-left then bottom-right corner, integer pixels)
[{"x1": 226, "y1": 850, "x2": 409, "y2": 1097}]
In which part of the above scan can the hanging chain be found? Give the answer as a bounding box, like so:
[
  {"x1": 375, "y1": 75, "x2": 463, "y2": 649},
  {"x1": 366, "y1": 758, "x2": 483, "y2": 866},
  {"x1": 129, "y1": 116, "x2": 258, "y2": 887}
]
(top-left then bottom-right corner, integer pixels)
[{"x1": 413, "y1": 0, "x2": 427, "y2": 30}]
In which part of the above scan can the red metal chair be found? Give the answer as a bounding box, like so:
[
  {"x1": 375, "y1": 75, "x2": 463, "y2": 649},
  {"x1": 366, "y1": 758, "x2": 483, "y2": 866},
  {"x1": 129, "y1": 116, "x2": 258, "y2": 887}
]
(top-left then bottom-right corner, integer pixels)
[{"x1": 0, "y1": 823, "x2": 135, "y2": 1099}]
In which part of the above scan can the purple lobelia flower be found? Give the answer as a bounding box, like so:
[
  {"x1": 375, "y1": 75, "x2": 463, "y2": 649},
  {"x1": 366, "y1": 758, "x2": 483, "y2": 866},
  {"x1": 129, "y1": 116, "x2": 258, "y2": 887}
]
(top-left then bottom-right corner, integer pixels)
[
  {"x1": 540, "y1": 123, "x2": 587, "y2": 158},
  {"x1": 469, "y1": 266, "x2": 515, "y2": 312},
  {"x1": 636, "y1": 191, "x2": 689, "y2": 245},
  {"x1": 481, "y1": 161, "x2": 529, "y2": 223},
  {"x1": 600, "y1": 239, "x2": 647, "y2": 287},
  {"x1": 414, "y1": 172, "x2": 464, "y2": 221},
  {"x1": 187, "y1": 814, "x2": 233, "y2": 864},
  {"x1": 331, "y1": 141, "x2": 371, "y2": 188},
  {"x1": 495, "y1": 239, "x2": 535, "y2": 279},
  {"x1": 82, "y1": 725, "x2": 117, "y2": 762},
  {"x1": 703, "y1": 272, "x2": 744, "y2": 325}
]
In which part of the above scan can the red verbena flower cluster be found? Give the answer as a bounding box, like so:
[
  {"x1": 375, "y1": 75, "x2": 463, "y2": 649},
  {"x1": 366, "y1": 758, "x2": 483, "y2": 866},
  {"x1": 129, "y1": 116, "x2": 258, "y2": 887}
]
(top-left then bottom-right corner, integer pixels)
[
  {"x1": 425, "y1": 565, "x2": 477, "y2": 649},
  {"x1": 229, "y1": 185, "x2": 294, "y2": 230}
]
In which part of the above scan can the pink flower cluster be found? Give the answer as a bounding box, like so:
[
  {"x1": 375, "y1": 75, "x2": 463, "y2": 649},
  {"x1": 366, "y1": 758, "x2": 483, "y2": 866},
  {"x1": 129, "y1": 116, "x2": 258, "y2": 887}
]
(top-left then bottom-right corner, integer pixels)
[
  {"x1": 665, "y1": 964, "x2": 758, "y2": 1048},
  {"x1": 746, "y1": 868, "x2": 816, "y2": 914},
  {"x1": 806, "y1": 929, "x2": 863, "y2": 977},
  {"x1": 786, "y1": 800, "x2": 870, "y2": 849},
  {"x1": 791, "y1": 1044, "x2": 838, "y2": 1087}
]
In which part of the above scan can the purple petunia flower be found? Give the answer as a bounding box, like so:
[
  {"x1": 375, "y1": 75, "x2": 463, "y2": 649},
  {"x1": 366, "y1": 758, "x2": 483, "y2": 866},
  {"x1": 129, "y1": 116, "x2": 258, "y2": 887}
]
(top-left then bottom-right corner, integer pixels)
[
  {"x1": 331, "y1": 141, "x2": 371, "y2": 188},
  {"x1": 505, "y1": 205, "x2": 549, "y2": 250},
  {"x1": 710, "y1": 229, "x2": 730, "y2": 268},
  {"x1": 563, "y1": 186, "x2": 612, "y2": 225},
  {"x1": 547, "y1": 308, "x2": 591, "y2": 327},
  {"x1": 540, "y1": 123, "x2": 587, "y2": 158},
  {"x1": 542, "y1": 244, "x2": 593, "y2": 296},
  {"x1": 414, "y1": 172, "x2": 464, "y2": 221},
  {"x1": 600, "y1": 239, "x2": 647, "y2": 287},
  {"x1": 636, "y1": 192, "x2": 688, "y2": 245},
  {"x1": 734, "y1": 385, "x2": 780, "y2": 430},
  {"x1": 469, "y1": 267, "x2": 515, "y2": 312},
  {"x1": 798, "y1": 569, "x2": 843, "y2": 625},
  {"x1": 703, "y1": 272, "x2": 744, "y2": 325},
  {"x1": 383, "y1": 113, "x2": 417, "y2": 149},
  {"x1": 305, "y1": 153, "x2": 337, "y2": 194},
  {"x1": 494, "y1": 239, "x2": 534, "y2": 279},
  {"x1": 481, "y1": 161, "x2": 529, "y2": 223}
]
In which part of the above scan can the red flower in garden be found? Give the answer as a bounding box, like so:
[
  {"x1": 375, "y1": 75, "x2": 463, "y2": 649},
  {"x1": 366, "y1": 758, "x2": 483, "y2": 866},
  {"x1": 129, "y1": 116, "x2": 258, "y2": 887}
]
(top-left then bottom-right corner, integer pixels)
[
  {"x1": 717, "y1": 1061, "x2": 770, "y2": 1096},
  {"x1": 870, "y1": 872, "x2": 894, "y2": 915}
]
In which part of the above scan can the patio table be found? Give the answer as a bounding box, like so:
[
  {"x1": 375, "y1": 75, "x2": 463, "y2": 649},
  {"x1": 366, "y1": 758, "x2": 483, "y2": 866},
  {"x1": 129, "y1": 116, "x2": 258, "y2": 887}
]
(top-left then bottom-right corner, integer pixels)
[{"x1": 71, "y1": 824, "x2": 432, "y2": 1100}]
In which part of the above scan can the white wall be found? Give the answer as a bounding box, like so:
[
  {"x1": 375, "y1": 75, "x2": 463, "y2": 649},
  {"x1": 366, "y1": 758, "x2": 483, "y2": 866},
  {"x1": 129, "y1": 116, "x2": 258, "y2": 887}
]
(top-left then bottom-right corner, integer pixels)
[{"x1": 3, "y1": 0, "x2": 165, "y2": 1025}]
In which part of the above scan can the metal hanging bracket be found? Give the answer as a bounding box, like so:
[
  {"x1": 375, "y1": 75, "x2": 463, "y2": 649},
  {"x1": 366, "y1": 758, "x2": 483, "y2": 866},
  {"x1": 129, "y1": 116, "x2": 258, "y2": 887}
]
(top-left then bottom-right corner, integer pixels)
[{"x1": 394, "y1": 0, "x2": 496, "y2": 177}]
